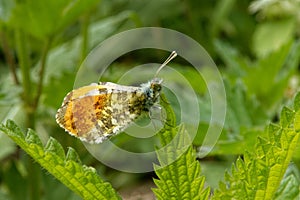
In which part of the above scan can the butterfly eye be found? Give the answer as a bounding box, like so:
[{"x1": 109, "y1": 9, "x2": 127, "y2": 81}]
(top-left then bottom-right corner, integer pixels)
[
  {"x1": 155, "y1": 84, "x2": 162, "y2": 92},
  {"x1": 150, "y1": 81, "x2": 161, "y2": 90}
]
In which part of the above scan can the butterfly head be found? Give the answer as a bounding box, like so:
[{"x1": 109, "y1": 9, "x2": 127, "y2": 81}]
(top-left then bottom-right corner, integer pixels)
[
  {"x1": 150, "y1": 77, "x2": 163, "y2": 93},
  {"x1": 141, "y1": 51, "x2": 177, "y2": 109}
]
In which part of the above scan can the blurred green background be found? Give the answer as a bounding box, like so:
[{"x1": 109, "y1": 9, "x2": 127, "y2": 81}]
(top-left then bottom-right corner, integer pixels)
[{"x1": 0, "y1": 0, "x2": 300, "y2": 199}]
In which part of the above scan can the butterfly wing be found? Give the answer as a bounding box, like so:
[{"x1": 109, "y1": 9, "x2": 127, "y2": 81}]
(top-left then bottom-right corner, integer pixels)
[{"x1": 56, "y1": 82, "x2": 146, "y2": 143}]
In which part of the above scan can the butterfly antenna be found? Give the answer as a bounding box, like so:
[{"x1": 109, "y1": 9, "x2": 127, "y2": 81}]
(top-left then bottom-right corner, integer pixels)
[{"x1": 154, "y1": 51, "x2": 177, "y2": 78}]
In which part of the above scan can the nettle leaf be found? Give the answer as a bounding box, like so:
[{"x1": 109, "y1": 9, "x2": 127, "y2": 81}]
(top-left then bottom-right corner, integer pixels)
[
  {"x1": 216, "y1": 40, "x2": 300, "y2": 112},
  {"x1": 0, "y1": 120, "x2": 121, "y2": 200},
  {"x1": 152, "y1": 94, "x2": 210, "y2": 199},
  {"x1": 199, "y1": 79, "x2": 268, "y2": 156},
  {"x1": 213, "y1": 92, "x2": 300, "y2": 199},
  {"x1": 214, "y1": 40, "x2": 249, "y2": 78},
  {"x1": 224, "y1": 80, "x2": 268, "y2": 131},
  {"x1": 243, "y1": 41, "x2": 300, "y2": 109},
  {"x1": 274, "y1": 163, "x2": 300, "y2": 199}
]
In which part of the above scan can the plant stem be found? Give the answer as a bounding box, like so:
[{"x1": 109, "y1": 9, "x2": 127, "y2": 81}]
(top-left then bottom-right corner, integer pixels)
[
  {"x1": 27, "y1": 157, "x2": 41, "y2": 200},
  {"x1": 0, "y1": 30, "x2": 19, "y2": 85},
  {"x1": 15, "y1": 30, "x2": 32, "y2": 112},
  {"x1": 15, "y1": 29, "x2": 40, "y2": 200},
  {"x1": 80, "y1": 14, "x2": 90, "y2": 64},
  {"x1": 33, "y1": 37, "x2": 52, "y2": 110}
]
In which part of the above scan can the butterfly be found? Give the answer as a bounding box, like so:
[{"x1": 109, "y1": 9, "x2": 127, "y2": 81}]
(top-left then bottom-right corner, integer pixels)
[{"x1": 55, "y1": 51, "x2": 177, "y2": 143}]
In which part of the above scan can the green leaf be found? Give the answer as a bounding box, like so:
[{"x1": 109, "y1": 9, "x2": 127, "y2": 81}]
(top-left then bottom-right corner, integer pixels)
[
  {"x1": 210, "y1": 0, "x2": 236, "y2": 37},
  {"x1": 243, "y1": 41, "x2": 290, "y2": 106},
  {"x1": 280, "y1": 106, "x2": 294, "y2": 127},
  {"x1": 0, "y1": 120, "x2": 121, "y2": 200},
  {"x1": 294, "y1": 92, "x2": 300, "y2": 112},
  {"x1": 274, "y1": 164, "x2": 300, "y2": 200},
  {"x1": 153, "y1": 94, "x2": 210, "y2": 199},
  {"x1": 45, "y1": 137, "x2": 66, "y2": 160},
  {"x1": 216, "y1": 39, "x2": 300, "y2": 112},
  {"x1": 213, "y1": 92, "x2": 300, "y2": 199},
  {"x1": 66, "y1": 147, "x2": 81, "y2": 164},
  {"x1": 200, "y1": 80, "x2": 268, "y2": 156},
  {"x1": 10, "y1": 0, "x2": 100, "y2": 39},
  {"x1": 43, "y1": 11, "x2": 133, "y2": 108},
  {"x1": 214, "y1": 40, "x2": 249, "y2": 78},
  {"x1": 25, "y1": 129, "x2": 43, "y2": 146},
  {"x1": 252, "y1": 18, "x2": 296, "y2": 57}
]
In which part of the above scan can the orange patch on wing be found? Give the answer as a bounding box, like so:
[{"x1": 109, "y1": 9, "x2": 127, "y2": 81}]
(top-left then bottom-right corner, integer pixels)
[{"x1": 62, "y1": 94, "x2": 109, "y2": 137}]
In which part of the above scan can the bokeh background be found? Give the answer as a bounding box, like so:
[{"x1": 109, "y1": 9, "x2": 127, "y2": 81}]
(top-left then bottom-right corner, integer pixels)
[{"x1": 0, "y1": 0, "x2": 300, "y2": 199}]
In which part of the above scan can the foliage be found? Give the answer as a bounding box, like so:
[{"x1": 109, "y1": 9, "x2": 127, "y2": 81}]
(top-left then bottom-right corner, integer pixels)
[
  {"x1": 0, "y1": 120, "x2": 121, "y2": 200},
  {"x1": 213, "y1": 93, "x2": 300, "y2": 199},
  {"x1": 153, "y1": 94, "x2": 210, "y2": 199},
  {"x1": 1, "y1": 92, "x2": 300, "y2": 199},
  {"x1": 0, "y1": 0, "x2": 300, "y2": 199}
]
